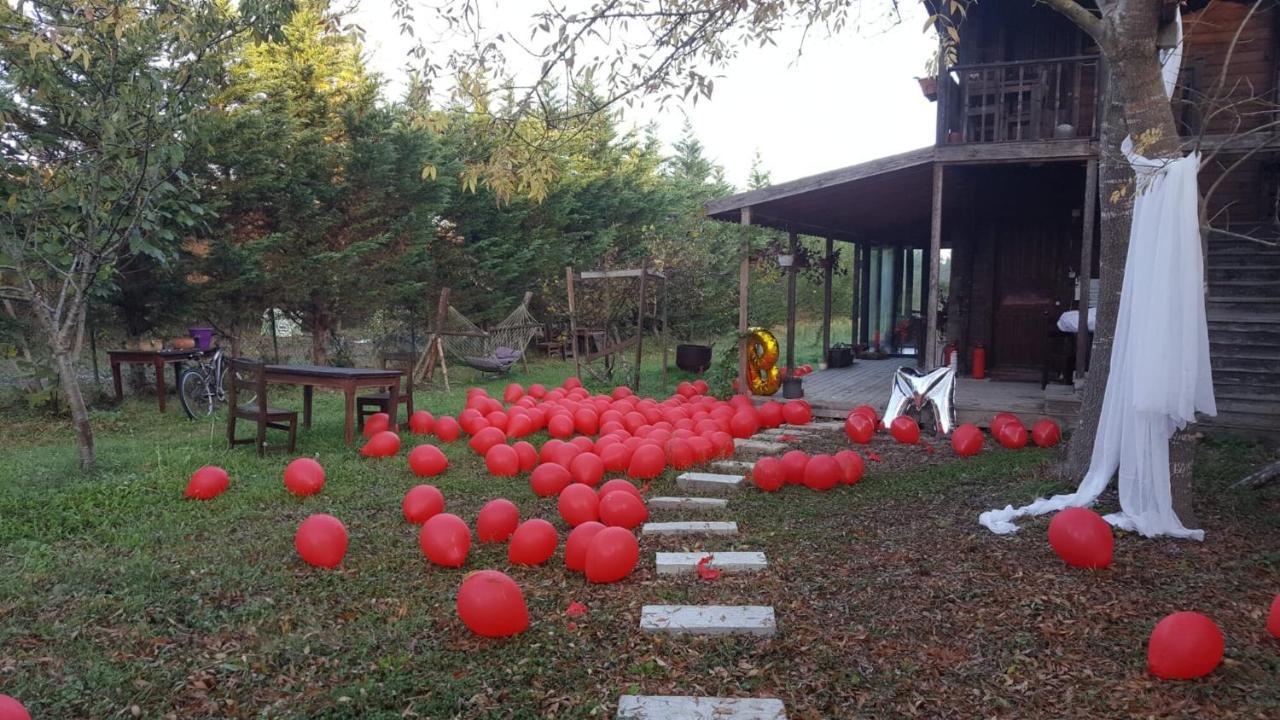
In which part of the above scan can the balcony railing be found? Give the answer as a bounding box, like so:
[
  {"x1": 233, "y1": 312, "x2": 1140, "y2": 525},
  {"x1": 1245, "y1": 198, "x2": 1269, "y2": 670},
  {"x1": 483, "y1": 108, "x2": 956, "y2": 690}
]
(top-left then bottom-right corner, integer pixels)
[{"x1": 938, "y1": 55, "x2": 1100, "y2": 144}]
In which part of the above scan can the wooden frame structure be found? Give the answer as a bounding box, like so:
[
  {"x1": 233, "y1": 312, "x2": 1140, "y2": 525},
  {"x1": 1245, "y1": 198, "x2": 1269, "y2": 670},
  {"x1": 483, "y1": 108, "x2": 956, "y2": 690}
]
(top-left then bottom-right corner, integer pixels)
[{"x1": 565, "y1": 263, "x2": 669, "y2": 392}]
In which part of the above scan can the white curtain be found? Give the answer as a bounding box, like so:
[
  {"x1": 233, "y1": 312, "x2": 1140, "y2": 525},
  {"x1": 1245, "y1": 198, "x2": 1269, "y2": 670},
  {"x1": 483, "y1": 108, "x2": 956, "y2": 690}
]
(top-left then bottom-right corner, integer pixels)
[{"x1": 979, "y1": 10, "x2": 1217, "y2": 540}]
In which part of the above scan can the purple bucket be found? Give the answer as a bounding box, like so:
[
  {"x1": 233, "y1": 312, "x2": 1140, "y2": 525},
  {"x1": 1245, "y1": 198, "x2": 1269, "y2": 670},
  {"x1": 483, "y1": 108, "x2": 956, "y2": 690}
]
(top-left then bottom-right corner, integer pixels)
[{"x1": 188, "y1": 327, "x2": 214, "y2": 350}]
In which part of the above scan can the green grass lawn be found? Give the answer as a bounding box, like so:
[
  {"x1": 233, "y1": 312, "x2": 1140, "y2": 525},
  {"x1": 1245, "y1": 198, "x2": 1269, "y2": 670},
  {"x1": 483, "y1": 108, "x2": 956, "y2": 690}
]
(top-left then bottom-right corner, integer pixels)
[{"x1": 0, "y1": 356, "x2": 1277, "y2": 718}]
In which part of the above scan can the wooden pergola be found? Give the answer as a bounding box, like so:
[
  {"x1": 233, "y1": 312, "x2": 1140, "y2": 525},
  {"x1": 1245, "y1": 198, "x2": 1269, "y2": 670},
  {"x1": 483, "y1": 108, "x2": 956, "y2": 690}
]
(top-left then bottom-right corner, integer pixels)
[{"x1": 565, "y1": 263, "x2": 669, "y2": 392}]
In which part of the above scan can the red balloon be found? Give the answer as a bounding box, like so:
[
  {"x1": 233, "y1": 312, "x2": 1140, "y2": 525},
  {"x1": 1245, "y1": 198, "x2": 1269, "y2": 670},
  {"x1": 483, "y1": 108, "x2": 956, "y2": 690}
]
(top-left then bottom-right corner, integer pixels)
[
  {"x1": 408, "y1": 444, "x2": 448, "y2": 477},
  {"x1": 803, "y1": 454, "x2": 841, "y2": 491},
  {"x1": 570, "y1": 452, "x2": 605, "y2": 487},
  {"x1": 1047, "y1": 507, "x2": 1113, "y2": 569},
  {"x1": 665, "y1": 438, "x2": 696, "y2": 470},
  {"x1": 600, "y1": 442, "x2": 632, "y2": 472},
  {"x1": 485, "y1": 444, "x2": 520, "y2": 476},
  {"x1": 185, "y1": 466, "x2": 229, "y2": 500},
  {"x1": 627, "y1": 443, "x2": 666, "y2": 479},
  {"x1": 563, "y1": 376, "x2": 582, "y2": 390},
  {"x1": 1032, "y1": 419, "x2": 1061, "y2": 447},
  {"x1": 692, "y1": 379, "x2": 709, "y2": 394},
  {"x1": 833, "y1": 450, "x2": 865, "y2": 485},
  {"x1": 402, "y1": 484, "x2": 445, "y2": 524},
  {"x1": 512, "y1": 441, "x2": 538, "y2": 471},
  {"x1": 782, "y1": 400, "x2": 812, "y2": 425},
  {"x1": 844, "y1": 412, "x2": 875, "y2": 444},
  {"x1": 852, "y1": 404, "x2": 879, "y2": 426},
  {"x1": 780, "y1": 450, "x2": 809, "y2": 485},
  {"x1": 456, "y1": 570, "x2": 529, "y2": 638},
  {"x1": 363, "y1": 412, "x2": 390, "y2": 438},
  {"x1": 598, "y1": 489, "x2": 648, "y2": 529},
  {"x1": 434, "y1": 415, "x2": 461, "y2": 442},
  {"x1": 295, "y1": 513, "x2": 348, "y2": 568},
  {"x1": 752, "y1": 457, "x2": 785, "y2": 492},
  {"x1": 574, "y1": 408, "x2": 599, "y2": 435},
  {"x1": 503, "y1": 383, "x2": 524, "y2": 403},
  {"x1": 758, "y1": 401, "x2": 784, "y2": 428},
  {"x1": 990, "y1": 412, "x2": 1021, "y2": 439},
  {"x1": 889, "y1": 416, "x2": 920, "y2": 444},
  {"x1": 530, "y1": 463, "x2": 571, "y2": 497},
  {"x1": 283, "y1": 457, "x2": 325, "y2": 496},
  {"x1": 528, "y1": 383, "x2": 547, "y2": 398},
  {"x1": 598, "y1": 478, "x2": 642, "y2": 500},
  {"x1": 420, "y1": 513, "x2": 471, "y2": 567},
  {"x1": 729, "y1": 410, "x2": 760, "y2": 438},
  {"x1": 997, "y1": 421, "x2": 1029, "y2": 449},
  {"x1": 361, "y1": 430, "x2": 401, "y2": 457},
  {"x1": 676, "y1": 381, "x2": 695, "y2": 397},
  {"x1": 547, "y1": 414, "x2": 575, "y2": 438},
  {"x1": 508, "y1": 518, "x2": 558, "y2": 565},
  {"x1": 951, "y1": 423, "x2": 984, "y2": 457},
  {"x1": 1268, "y1": 594, "x2": 1280, "y2": 639},
  {"x1": 585, "y1": 526, "x2": 640, "y2": 583},
  {"x1": 1148, "y1": 611, "x2": 1224, "y2": 680},
  {"x1": 558, "y1": 483, "x2": 600, "y2": 526},
  {"x1": 408, "y1": 410, "x2": 435, "y2": 435},
  {"x1": 0, "y1": 695, "x2": 31, "y2": 720},
  {"x1": 564, "y1": 521, "x2": 606, "y2": 572},
  {"x1": 476, "y1": 498, "x2": 520, "y2": 542},
  {"x1": 468, "y1": 426, "x2": 506, "y2": 456}
]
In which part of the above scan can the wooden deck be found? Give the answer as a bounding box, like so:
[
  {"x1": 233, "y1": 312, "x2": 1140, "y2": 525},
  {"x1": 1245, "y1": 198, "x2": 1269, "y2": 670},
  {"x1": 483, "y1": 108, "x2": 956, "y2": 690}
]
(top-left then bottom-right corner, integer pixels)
[{"x1": 759, "y1": 358, "x2": 1080, "y2": 427}]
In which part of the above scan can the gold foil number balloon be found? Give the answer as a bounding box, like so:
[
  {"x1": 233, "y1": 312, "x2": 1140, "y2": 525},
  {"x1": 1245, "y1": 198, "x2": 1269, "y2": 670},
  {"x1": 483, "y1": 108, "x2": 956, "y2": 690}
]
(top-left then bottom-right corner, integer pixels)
[{"x1": 745, "y1": 327, "x2": 781, "y2": 395}]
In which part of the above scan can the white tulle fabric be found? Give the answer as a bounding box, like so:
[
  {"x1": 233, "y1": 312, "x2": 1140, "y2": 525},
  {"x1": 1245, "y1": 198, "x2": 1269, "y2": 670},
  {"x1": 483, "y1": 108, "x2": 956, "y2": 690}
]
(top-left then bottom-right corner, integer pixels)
[{"x1": 979, "y1": 10, "x2": 1217, "y2": 540}]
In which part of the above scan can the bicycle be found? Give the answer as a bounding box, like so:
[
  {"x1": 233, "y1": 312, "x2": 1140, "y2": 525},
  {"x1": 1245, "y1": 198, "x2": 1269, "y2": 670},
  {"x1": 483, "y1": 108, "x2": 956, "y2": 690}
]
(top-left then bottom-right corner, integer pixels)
[{"x1": 178, "y1": 345, "x2": 255, "y2": 419}]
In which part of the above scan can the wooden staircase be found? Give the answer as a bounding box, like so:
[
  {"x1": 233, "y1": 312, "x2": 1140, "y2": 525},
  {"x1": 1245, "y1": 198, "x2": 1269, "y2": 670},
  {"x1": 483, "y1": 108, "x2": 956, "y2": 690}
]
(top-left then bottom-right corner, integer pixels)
[{"x1": 1205, "y1": 229, "x2": 1280, "y2": 439}]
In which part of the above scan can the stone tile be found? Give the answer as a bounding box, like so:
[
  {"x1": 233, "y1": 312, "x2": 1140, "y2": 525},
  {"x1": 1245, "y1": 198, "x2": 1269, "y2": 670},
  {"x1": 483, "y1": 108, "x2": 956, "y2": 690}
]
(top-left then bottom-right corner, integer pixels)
[
  {"x1": 655, "y1": 551, "x2": 767, "y2": 575},
  {"x1": 676, "y1": 472, "x2": 746, "y2": 493},
  {"x1": 616, "y1": 695, "x2": 786, "y2": 719},
  {"x1": 647, "y1": 496, "x2": 729, "y2": 511},
  {"x1": 641, "y1": 521, "x2": 739, "y2": 536},
  {"x1": 639, "y1": 605, "x2": 776, "y2": 636}
]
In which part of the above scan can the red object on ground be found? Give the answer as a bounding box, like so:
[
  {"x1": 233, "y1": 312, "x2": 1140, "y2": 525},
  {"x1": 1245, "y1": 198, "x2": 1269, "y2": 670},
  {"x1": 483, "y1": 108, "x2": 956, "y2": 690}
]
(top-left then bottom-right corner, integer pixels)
[
  {"x1": 564, "y1": 521, "x2": 606, "y2": 572},
  {"x1": 434, "y1": 416, "x2": 460, "y2": 442},
  {"x1": 752, "y1": 457, "x2": 786, "y2": 492},
  {"x1": 997, "y1": 421, "x2": 1029, "y2": 449},
  {"x1": 852, "y1": 404, "x2": 879, "y2": 426},
  {"x1": 185, "y1": 466, "x2": 230, "y2": 500},
  {"x1": 485, "y1": 444, "x2": 520, "y2": 476},
  {"x1": 0, "y1": 694, "x2": 31, "y2": 720},
  {"x1": 834, "y1": 450, "x2": 865, "y2": 485},
  {"x1": 1148, "y1": 612, "x2": 1224, "y2": 680},
  {"x1": 598, "y1": 478, "x2": 643, "y2": 500},
  {"x1": 420, "y1": 513, "x2": 471, "y2": 567},
  {"x1": 408, "y1": 410, "x2": 435, "y2": 435},
  {"x1": 408, "y1": 444, "x2": 449, "y2": 477},
  {"x1": 456, "y1": 570, "x2": 528, "y2": 638},
  {"x1": 802, "y1": 454, "x2": 841, "y2": 492},
  {"x1": 1268, "y1": 594, "x2": 1280, "y2": 638},
  {"x1": 530, "y1": 463, "x2": 571, "y2": 497},
  {"x1": 889, "y1": 416, "x2": 920, "y2": 444},
  {"x1": 570, "y1": 452, "x2": 605, "y2": 486},
  {"x1": 599, "y1": 489, "x2": 648, "y2": 529},
  {"x1": 361, "y1": 431, "x2": 400, "y2": 457},
  {"x1": 295, "y1": 513, "x2": 348, "y2": 569},
  {"x1": 758, "y1": 401, "x2": 784, "y2": 428},
  {"x1": 696, "y1": 554, "x2": 722, "y2": 581},
  {"x1": 951, "y1": 424, "x2": 984, "y2": 457},
  {"x1": 468, "y1": 426, "x2": 507, "y2": 456},
  {"x1": 402, "y1": 484, "x2": 445, "y2": 524},
  {"x1": 558, "y1": 483, "x2": 600, "y2": 526},
  {"x1": 584, "y1": 527, "x2": 640, "y2": 583},
  {"x1": 844, "y1": 412, "x2": 875, "y2": 444},
  {"x1": 1047, "y1": 507, "x2": 1113, "y2": 569},
  {"x1": 1032, "y1": 419, "x2": 1061, "y2": 447},
  {"x1": 626, "y1": 443, "x2": 666, "y2": 479},
  {"x1": 475, "y1": 499, "x2": 519, "y2": 542},
  {"x1": 782, "y1": 400, "x2": 813, "y2": 425},
  {"x1": 508, "y1": 519, "x2": 558, "y2": 565},
  {"x1": 780, "y1": 450, "x2": 809, "y2": 485},
  {"x1": 971, "y1": 344, "x2": 986, "y2": 379},
  {"x1": 283, "y1": 458, "x2": 325, "y2": 496},
  {"x1": 363, "y1": 412, "x2": 389, "y2": 438}
]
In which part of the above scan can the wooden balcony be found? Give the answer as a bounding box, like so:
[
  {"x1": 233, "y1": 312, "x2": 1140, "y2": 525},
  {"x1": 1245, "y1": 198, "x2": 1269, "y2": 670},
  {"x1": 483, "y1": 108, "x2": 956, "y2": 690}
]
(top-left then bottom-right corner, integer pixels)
[{"x1": 938, "y1": 55, "x2": 1100, "y2": 145}]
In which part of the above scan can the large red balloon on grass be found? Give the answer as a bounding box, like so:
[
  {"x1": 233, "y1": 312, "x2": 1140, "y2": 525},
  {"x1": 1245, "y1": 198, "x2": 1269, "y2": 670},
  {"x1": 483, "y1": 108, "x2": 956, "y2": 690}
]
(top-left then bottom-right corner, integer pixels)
[
  {"x1": 457, "y1": 570, "x2": 529, "y2": 638},
  {"x1": 558, "y1": 483, "x2": 600, "y2": 526},
  {"x1": 889, "y1": 416, "x2": 920, "y2": 444},
  {"x1": 844, "y1": 412, "x2": 875, "y2": 444},
  {"x1": 1032, "y1": 419, "x2": 1061, "y2": 447},
  {"x1": 362, "y1": 412, "x2": 389, "y2": 438},
  {"x1": 476, "y1": 498, "x2": 519, "y2": 542},
  {"x1": 185, "y1": 466, "x2": 229, "y2": 500},
  {"x1": 485, "y1": 444, "x2": 520, "y2": 477},
  {"x1": 434, "y1": 416, "x2": 461, "y2": 442},
  {"x1": 283, "y1": 457, "x2": 325, "y2": 496},
  {"x1": 852, "y1": 404, "x2": 879, "y2": 425},
  {"x1": 598, "y1": 478, "x2": 642, "y2": 501},
  {"x1": 295, "y1": 514, "x2": 348, "y2": 568},
  {"x1": 0, "y1": 695, "x2": 31, "y2": 720},
  {"x1": 782, "y1": 400, "x2": 812, "y2": 425},
  {"x1": 408, "y1": 410, "x2": 435, "y2": 435},
  {"x1": 1267, "y1": 594, "x2": 1280, "y2": 638},
  {"x1": 584, "y1": 526, "x2": 640, "y2": 583},
  {"x1": 951, "y1": 423, "x2": 984, "y2": 457},
  {"x1": 408, "y1": 444, "x2": 448, "y2": 477},
  {"x1": 729, "y1": 411, "x2": 760, "y2": 439},
  {"x1": 469, "y1": 426, "x2": 507, "y2": 456},
  {"x1": 512, "y1": 441, "x2": 539, "y2": 471},
  {"x1": 996, "y1": 421, "x2": 1029, "y2": 449},
  {"x1": 420, "y1": 513, "x2": 471, "y2": 567},
  {"x1": 752, "y1": 457, "x2": 785, "y2": 492},
  {"x1": 758, "y1": 401, "x2": 784, "y2": 428},
  {"x1": 402, "y1": 484, "x2": 444, "y2": 524},
  {"x1": 362, "y1": 430, "x2": 401, "y2": 457},
  {"x1": 803, "y1": 454, "x2": 842, "y2": 491},
  {"x1": 598, "y1": 489, "x2": 648, "y2": 529},
  {"x1": 1047, "y1": 507, "x2": 1113, "y2": 569},
  {"x1": 570, "y1": 452, "x2": 605, "y2": 487},
  {"x1": 833, "y1": 450, "x2": 865, "y2": 485},
  {"x1": 780, "y1": 450, "x2": 809, "y2": 485},
  {"x1": 508, "y1": 519, "x2": 558, "y2": 565},
  {"x1": 564, "y1": 521, "x2": 606, "y2": 572},
  {"x1": 1147, "y1": 612, "x2": 1224, "y2": 680},
  {"x1": 530, "y1": 463, "x2": 571, "y2": 497},
  {"x1": 990, "y1": 412, "x2": 1020, "y2": 439},
  {"x1": 627, "y1": 443, "x2": 666, "y2": 479}
]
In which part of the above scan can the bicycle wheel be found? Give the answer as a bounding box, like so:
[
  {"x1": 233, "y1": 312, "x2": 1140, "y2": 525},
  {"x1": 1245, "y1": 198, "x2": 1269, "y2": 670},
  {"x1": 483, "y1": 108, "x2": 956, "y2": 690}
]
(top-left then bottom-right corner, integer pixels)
[
  {"x1": 218, "y1": 365, "x2": 256, "y2": 410},
  {"x1": 179, "y1": 369, "x2": 215, "y2": 419}
]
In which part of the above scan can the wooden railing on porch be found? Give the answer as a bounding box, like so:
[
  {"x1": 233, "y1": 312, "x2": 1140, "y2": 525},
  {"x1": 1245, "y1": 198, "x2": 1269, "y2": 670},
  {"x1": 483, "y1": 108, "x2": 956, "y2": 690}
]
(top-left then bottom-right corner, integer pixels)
[{"x1": 939, "y1": 55, "x2": 1101, "y2": 144}]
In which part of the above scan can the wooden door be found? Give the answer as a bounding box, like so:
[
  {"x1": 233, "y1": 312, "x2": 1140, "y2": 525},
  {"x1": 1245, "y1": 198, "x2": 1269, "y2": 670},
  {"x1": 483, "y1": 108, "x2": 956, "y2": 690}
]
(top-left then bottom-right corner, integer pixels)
[{"x1": 991, "y1": 215, "x2": 1071, "y2": 373}]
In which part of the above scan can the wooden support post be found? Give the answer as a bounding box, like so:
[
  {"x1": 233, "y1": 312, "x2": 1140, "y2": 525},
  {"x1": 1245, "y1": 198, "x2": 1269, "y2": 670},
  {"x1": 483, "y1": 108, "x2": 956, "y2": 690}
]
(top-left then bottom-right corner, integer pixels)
[
  {"x1": 1076, "y1": 158, "x2": 1098, "y2": 381},
  {"x1": 849, "y1": 242, "x2": 860, "y2": 347},
  {"x1": 786, "y1": 231, "x2": 799, "y2": 375},
  {"x1": 269, "y1": 307, "x2": 281, "y2": 363},
  {"x1": 634, "y1": 260, "x2": 648, "y2": 391},
  {"x1": 738, "y1": 207, "x2": 751, "y2": 395},
  {"x1": 566, "y1": 266, "x2": 581, "y2": 381},
  {"x1": 859, "y1": 244, "x2": 872, "y2": 346},
  {"x1": 925, "y1": 163, "x2": 944, "y2": 368},
  {"x1": 821, "y1": 237, "x2": 833, "y2": 366}
]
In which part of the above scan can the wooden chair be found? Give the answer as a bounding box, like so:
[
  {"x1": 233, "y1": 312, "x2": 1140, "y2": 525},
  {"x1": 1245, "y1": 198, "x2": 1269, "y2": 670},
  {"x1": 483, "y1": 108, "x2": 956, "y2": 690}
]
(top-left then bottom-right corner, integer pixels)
[
  {"x1": 226, "y1": 358, "x2": 297, "y2": 456},
  {"x1": 357, "y1": 354, "x2": 413, "y2": 431}
]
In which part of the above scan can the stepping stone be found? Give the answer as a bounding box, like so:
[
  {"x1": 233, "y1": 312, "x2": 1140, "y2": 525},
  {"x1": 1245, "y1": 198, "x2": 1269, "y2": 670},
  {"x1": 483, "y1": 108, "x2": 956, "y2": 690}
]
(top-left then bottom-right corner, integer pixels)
[
  {"x1": 655, "y1": 551, "x2": 768, "y2": 575},
  {"x1": 712, "y1": 460, "x2": 755, "y2": 472},
  {"x1": 617, "y1": 695, "x2": 787, "y2": 719},
  {"x1": 640, "y1": 605, "x2": 776, "y2": 637},
  {"x1": 642, "y1": 521, "x2": 739, "y2": 536},
  {"x1": 758, "y1": 427, "x2": 810, "y2": 436},
  {"x1": 787, "y1": 420, "x2": 843, "y2": 431},
  {"x1": 677, "y1": 472, "x2": 746, "y2": 493},
  {"x1": 733, "y1": 438, "x2": 787, "y2": 454},
  {"x1": 648, "y1": 496, "x2": 729, "y2": 511}
]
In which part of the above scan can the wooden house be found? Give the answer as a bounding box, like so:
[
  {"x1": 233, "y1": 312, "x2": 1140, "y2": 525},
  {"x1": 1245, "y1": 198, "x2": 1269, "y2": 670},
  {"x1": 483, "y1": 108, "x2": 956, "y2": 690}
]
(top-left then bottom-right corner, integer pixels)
[{"x1": 706, "y1": 0, "x2": 1279, "y2": 436}]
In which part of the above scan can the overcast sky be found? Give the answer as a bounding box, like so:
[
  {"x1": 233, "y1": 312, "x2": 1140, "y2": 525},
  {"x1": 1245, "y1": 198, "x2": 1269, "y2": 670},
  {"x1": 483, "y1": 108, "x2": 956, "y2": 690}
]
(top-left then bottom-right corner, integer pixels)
[{"x1": 348, "y1": 1, "x2": 938, "y2": 189}]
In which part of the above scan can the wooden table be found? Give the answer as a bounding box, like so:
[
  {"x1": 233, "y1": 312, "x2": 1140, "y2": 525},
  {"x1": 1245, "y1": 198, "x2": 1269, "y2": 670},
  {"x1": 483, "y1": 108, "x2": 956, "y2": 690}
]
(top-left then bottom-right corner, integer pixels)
[
  {"x1": 109, "y1": 348, "x2": 207, "y2": 412},
  {"x1": 263, "y1": 365, "x2": 403, "y2": 445}
]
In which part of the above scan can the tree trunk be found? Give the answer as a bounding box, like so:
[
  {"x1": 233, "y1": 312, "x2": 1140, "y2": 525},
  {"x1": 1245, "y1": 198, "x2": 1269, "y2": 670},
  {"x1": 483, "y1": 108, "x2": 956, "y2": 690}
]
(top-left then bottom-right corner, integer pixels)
[
  {"x1": 308, "y1": 302, "x2": 329, "y2": 365},
  {"x1": 33, "y1": 304, "x2": 95, "y2": 470}
]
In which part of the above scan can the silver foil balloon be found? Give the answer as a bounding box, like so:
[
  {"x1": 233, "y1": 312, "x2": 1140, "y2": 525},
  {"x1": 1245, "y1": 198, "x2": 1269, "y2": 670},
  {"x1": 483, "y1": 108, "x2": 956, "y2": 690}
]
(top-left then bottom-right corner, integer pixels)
[{"x1": 880, "y1": 356, "x2": 957, "y2": 435}]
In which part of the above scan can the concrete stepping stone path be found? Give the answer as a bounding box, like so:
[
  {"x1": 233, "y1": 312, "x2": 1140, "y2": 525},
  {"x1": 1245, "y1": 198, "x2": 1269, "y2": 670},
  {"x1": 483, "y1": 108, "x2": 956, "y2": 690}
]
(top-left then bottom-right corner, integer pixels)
[
  {"x1": 642, "y1": 521, "x2": 739, "y2": 536},
  {"x1": 616, "y1": 695, "x2": 787, "y2": 719},
  {"x1": 640, "y1": 604, "x2": 777, "y2": 636},
  {"x1": 733, "y1": 438, "x2": 788, "y2": 455},
  {"x1": 655, "y1": 551, "x2": 768, "y2": 575},
  {"x1": 676, "y1": 472, "x2": 746, "y2": 493},
  {"x1": 647, "y1": 496, "x2": 728, "y2": 511},
  {"x1": 711, "y1": 460, "x2": 755, "y2": 472}
]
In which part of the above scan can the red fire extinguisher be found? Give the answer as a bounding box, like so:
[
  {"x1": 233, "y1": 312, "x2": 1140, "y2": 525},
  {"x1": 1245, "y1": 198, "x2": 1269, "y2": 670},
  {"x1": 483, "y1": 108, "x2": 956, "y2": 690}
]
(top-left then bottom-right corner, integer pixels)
[{"x1": 971, "y1": 343, "x2": 986, "y2": 379}]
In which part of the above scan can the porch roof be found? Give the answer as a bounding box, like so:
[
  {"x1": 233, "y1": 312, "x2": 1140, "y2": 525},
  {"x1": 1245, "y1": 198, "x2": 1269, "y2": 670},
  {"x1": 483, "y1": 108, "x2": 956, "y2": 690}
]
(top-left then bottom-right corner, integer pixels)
[{"x1": 704, "y1": 146, "x2": 936, "y2": 242}]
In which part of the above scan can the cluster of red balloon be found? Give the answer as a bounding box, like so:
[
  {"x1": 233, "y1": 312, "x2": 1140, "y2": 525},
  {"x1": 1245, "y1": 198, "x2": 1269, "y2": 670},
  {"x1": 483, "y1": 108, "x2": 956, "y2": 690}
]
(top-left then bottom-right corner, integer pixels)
[
  {"x1": 780, "y1": 364, "x2": 814, "y2": 378},
  {"x1": 843, "y1": 405, "x2": 879, "y2": 444},
  {"x1": 751, "y1": 449, "x2": 863, "y2": 492},
  {"x1": 990, "y1": 413, "x2": 1061, "y2": 450}
]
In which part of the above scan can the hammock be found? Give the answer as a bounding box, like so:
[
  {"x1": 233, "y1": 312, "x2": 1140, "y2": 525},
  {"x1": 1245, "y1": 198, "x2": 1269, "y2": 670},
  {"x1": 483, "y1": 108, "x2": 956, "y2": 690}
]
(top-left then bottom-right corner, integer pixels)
[{"x1": 438, "y1": 293, "x2": 542, "y2": 374}]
